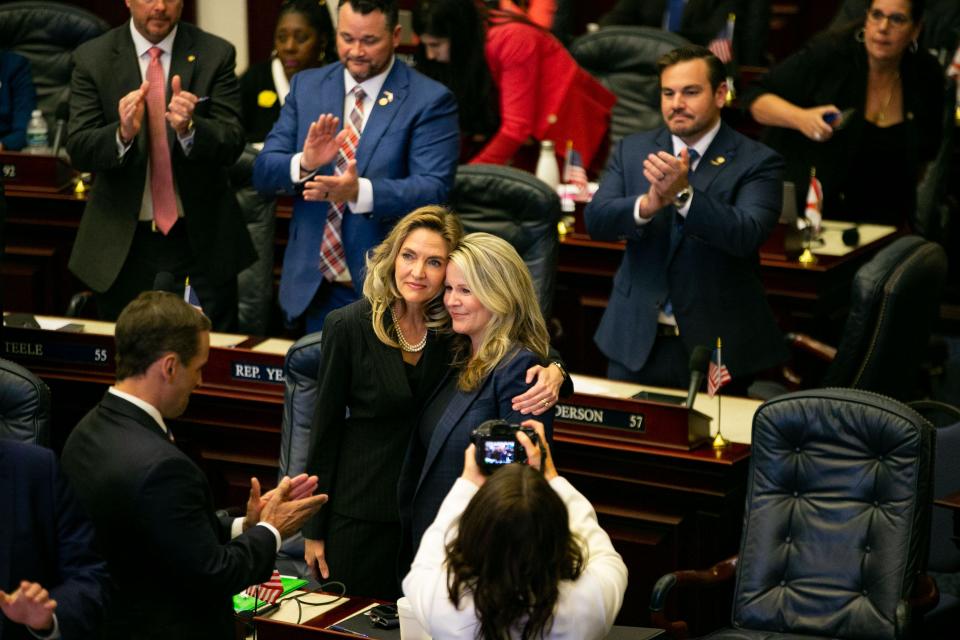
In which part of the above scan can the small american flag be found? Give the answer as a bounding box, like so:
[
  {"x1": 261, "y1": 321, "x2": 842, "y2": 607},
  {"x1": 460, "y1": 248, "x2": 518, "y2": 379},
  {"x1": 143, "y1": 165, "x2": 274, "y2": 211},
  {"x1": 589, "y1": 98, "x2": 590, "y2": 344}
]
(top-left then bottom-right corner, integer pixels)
[
  {"x1": 246, "y1": 569, "x2": 283, "y2": 605},
  {"x1": 563, "y1": 140, "x2": 588, "y2": 193},
  {"x1": 707, "y1": 339, "x2": 732, "y2": 397},
  {"x1": 708, "y1": 13, "x2": 735, "y2": 64},
  {"x1": 805, "y1": 170, "x2": 823, "y2": 232},
  {"x1": 183, "y1": 276, "x2": 202, "y2": 311}
]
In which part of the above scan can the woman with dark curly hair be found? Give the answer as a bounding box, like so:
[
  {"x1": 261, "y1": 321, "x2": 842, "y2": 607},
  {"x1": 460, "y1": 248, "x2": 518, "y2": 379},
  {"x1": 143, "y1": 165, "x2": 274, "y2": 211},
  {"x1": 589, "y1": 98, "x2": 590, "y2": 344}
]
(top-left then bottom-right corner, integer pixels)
[{"x1": 402, "y1": 422, "x2": 627, "y2": 639}]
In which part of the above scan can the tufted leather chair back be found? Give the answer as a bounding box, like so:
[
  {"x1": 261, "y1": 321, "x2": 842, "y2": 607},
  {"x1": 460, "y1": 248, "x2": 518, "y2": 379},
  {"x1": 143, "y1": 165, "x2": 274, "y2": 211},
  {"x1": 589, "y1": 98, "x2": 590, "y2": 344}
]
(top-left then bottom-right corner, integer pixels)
[
  {"x1": 570, "y1": 26, "x2": 689, "y2": 146},
  {"x1": 0, "y1": 1, "x2": 108, "y2": 126},
  {"x1": 0, "y1": 357, "x2": 51, "y2": 447},
  {"x1": 278, "y1": 331, "x2": 323, "y2": 480},
  {"x1": 733, "y1": 389, "x2": 934, "y2": 639},
  {"x1": 449, "y1": 164, "x2": 561, "y2": 318},
  {"x1": 823, "y1": 236, "x2": 947, "y2": 401}
]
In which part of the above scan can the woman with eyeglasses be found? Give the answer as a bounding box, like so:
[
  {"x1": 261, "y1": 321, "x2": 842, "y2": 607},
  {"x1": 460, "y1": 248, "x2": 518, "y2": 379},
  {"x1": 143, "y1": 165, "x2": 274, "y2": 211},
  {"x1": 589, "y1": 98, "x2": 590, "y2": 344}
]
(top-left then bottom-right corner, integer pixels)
[{"x1": 747, "y1": 0, "x2": 943, "y2": 229}]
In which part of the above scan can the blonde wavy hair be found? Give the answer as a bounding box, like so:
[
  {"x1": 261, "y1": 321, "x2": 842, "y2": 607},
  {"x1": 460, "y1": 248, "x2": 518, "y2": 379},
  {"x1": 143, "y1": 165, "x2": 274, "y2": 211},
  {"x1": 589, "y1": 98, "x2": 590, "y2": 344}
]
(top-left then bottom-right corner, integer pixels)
[
  {"x1": 447, "y1": 232, "x2": 550, "y2": 391},
  {"x1": 363, "y1": 205, "x2": 464, "y2": 348}
]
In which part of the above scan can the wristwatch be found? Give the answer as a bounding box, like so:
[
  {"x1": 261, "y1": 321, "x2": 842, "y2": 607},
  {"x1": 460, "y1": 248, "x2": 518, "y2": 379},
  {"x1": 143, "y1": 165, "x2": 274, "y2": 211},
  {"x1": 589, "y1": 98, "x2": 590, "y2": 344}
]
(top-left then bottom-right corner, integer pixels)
[{"x1": 673, "y1": 186, "x2": 693, "y2": 208}]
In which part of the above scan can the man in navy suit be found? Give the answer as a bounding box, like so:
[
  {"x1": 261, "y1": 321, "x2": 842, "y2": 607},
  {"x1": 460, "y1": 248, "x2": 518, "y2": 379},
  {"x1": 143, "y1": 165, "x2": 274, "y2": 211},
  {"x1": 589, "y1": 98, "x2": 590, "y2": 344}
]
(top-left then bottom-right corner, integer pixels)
[
  {"x1": 585, "y1": 46, "x2": 786, "y2": 389},
  {"x1": 0, "y1": 440, "x2": 109, "y2": 639},
  {"x1": 254, "y1": 0, "x2": 459, "y2": 332}
]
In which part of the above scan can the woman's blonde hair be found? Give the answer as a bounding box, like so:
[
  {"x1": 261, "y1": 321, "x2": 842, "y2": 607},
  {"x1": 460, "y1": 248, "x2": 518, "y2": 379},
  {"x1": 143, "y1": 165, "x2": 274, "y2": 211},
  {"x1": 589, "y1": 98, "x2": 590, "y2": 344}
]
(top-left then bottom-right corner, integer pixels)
[
  {"x1": 447, "y1": 232, "x2": 550, "y2": 391},
  {"x1": 363, "y1": 205, "x2": 464, "y2": 347}
]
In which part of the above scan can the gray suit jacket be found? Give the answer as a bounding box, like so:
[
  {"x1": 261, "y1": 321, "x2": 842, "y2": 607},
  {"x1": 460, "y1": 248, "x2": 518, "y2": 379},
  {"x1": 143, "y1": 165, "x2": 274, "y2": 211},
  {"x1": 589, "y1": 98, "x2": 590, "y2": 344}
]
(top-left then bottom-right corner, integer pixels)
[{"x1": 66, "y1": 21, "x2": 254, "y2": 292}]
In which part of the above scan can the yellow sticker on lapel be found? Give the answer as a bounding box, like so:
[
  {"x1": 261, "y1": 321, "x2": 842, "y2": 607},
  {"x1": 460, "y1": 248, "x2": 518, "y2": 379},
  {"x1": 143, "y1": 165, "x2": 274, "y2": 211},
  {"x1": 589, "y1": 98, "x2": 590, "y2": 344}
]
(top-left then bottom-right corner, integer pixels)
[
  {"x1": 187, "y1": 54, "x2": 196, "y2": 62},
  {"x1": 710, "y1": 156, "x2": 726, "y2": 166},
  {"x1": 258, "y1": 90, "x2": 279, "y2": 108},
  {"x1": 378, "y1": 90, "x2": 394, "y2": 106}
]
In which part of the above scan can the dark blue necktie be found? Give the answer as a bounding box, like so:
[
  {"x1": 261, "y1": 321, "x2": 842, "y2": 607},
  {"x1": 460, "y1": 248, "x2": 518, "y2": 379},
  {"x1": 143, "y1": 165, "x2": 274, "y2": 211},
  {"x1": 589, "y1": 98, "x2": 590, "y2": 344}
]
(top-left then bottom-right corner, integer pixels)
[{"x1": 666, "y1": 0, "x2": 687, "y2": 33}]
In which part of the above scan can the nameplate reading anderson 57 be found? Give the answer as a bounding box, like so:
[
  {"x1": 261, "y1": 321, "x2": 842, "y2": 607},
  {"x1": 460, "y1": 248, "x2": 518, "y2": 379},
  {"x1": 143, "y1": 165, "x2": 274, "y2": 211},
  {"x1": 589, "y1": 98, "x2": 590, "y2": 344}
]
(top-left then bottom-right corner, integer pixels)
[
  {"x1": 230, "y1": 362, "x2": 285, "y2": 385},
  {"x1": 555, "y1": 404, "x2": 645, "y2": 432}
]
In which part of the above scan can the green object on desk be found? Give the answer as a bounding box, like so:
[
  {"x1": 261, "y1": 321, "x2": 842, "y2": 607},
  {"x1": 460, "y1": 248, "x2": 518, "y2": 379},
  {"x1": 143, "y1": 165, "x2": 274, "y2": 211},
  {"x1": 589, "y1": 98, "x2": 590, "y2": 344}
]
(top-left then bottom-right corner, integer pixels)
[{"x1": 233, "y1": 576, "x2": 308, "y2": 612}]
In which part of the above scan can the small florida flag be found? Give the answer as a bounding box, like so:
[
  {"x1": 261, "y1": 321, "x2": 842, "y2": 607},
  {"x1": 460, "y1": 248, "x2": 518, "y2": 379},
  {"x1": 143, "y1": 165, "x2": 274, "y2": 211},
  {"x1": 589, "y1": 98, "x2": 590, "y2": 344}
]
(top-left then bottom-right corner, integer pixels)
[
  {"x1": 563, "y1": 140, "x2": 589, "y2": 194},
  {"x1": 805, "y1": 168, "x2": 823, "y2": 233},
  {"x1": 183, "y1": 277, "x2": 202, "y2": 311},
  {"x1": 246, "y1": 569, "x2": 283, "y2": 604},
  {"x1": 707, "y1": 338, "x2": 732, "y2": 398}
]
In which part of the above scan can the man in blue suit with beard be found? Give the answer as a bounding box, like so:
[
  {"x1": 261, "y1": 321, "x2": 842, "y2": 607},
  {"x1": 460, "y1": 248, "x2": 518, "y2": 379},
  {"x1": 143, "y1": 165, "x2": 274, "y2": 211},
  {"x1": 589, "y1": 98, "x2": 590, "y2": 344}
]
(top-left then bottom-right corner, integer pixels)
[
  {"x1": 254, "y1": 0, "x2": 459, "y2": 332},
  {"x1": 586, "y1": 46, "x2": 787, "y2": 390}
]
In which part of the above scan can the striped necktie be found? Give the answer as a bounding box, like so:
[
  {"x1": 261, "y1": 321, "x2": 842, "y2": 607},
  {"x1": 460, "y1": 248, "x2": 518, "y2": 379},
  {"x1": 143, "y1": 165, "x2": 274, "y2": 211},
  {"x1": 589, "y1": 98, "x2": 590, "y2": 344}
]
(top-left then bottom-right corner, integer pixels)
[
  {"x1": 319, "y1": 85, "x2": 366, "y2": 281},
  {"x1": 146, "y1": 47, "x2": 177, "y2": 234}
]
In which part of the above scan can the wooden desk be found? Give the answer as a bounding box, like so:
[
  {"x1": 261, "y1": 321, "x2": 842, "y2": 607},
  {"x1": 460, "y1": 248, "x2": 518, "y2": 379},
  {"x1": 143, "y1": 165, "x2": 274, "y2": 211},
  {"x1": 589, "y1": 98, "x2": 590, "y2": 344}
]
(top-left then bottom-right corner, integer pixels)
[{"x1": 4, "y1": 318, "x2": 758, "y2": 633}]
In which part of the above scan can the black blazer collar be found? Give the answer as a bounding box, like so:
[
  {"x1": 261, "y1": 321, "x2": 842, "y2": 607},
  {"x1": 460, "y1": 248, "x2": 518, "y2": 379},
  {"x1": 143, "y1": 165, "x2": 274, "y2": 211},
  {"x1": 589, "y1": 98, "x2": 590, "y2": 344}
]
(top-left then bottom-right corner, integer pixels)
[{"x1": 100, "y1": 391, "x2": 171, "y2": 443}]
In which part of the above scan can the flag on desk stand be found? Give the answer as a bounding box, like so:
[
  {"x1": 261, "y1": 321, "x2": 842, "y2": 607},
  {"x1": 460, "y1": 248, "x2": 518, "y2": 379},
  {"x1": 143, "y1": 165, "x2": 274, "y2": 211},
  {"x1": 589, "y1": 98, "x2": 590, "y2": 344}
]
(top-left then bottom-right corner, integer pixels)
[
  {"x1": 708, "y1": 13, "x2": 736, "y2": 103},
  {"x1": 708, "y1": 337, "x2": 732, "y2": 448},
  {"x1": 183, "y1": 277, "x2": 202, "y2": 311},
  {"x1": 246, "y1": 569, "x2": 283, "y2": 605},
  {"x1": 948, "y1": 44, "x2": 960, "y2": 125},
  {"x1": 563, "y1": 140, "x2": 589, "y2": 198},
  {"x1": 805, "y1": 168, "x2": 823, "y2": 234}
]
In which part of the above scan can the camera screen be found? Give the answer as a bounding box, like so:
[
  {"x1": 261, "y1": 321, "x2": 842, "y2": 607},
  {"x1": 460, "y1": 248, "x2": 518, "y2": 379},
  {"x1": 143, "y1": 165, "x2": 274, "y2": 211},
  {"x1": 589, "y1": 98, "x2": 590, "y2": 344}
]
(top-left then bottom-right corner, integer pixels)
[{"x1": 483, "y1": 440, "x2": 516, "y2": 465}]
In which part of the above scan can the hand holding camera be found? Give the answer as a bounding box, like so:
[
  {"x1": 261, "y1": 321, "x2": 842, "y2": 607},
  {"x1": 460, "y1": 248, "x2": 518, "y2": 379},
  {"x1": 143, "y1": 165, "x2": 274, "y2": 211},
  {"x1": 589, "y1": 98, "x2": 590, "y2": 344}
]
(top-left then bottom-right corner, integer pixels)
[{"x1": 461, "y1": 419, "x2": 555, "y2": 487}]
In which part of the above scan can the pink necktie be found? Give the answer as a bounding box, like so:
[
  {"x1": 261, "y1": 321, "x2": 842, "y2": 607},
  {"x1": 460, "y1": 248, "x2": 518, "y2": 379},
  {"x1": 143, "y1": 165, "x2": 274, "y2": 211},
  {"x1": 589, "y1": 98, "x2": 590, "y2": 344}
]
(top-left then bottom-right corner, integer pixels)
[
  {"x1": 318, "y1": 86, "x2": 366, "y2": 281},
  {"x1": 146, "y1": 47, "x2": 177, "y2": 235}
]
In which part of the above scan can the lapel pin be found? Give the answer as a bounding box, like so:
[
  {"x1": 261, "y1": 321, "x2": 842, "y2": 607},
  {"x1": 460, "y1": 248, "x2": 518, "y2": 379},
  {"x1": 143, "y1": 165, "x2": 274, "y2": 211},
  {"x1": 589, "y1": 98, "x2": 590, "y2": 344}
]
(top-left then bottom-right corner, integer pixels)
[
  {"x1": 187, "y1": 54, "x2": 196, "y2": 62},
  {"x1": 710, "y1": 156, "x2": 726, "y2": 166},
  {"x1": 378, "y1": 90, "x2": 394, "y2": 106}
]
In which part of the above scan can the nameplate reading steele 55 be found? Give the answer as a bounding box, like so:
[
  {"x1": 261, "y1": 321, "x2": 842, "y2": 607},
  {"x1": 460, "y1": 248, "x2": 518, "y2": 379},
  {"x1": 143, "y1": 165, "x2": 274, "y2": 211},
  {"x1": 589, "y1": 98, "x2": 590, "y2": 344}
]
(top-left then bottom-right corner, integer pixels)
[
  {"x1": 555, "y1": 404, "x2": 645, "y2": 432},
  {"x1": 4, "y1": 340, "x2": 110, "y2": 366}
]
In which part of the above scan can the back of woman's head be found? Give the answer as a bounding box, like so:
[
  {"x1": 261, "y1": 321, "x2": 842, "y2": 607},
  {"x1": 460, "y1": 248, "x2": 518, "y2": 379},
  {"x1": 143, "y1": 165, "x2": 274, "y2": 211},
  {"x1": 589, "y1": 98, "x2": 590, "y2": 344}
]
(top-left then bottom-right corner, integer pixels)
[{"x1": 446, "y1": 464, "x2": 584, "y2": 640}]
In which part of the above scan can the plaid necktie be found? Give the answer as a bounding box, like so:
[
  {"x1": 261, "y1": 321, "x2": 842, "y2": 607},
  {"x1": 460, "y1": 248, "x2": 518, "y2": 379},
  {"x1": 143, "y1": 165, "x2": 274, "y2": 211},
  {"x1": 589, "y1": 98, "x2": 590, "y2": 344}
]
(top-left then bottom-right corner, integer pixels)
[
  {"x1": 146, "y1": 47, "x2": 177, "y2": 235},
  {"x1": 319, "y1": 85, "x2": 366, "y2": 281}
]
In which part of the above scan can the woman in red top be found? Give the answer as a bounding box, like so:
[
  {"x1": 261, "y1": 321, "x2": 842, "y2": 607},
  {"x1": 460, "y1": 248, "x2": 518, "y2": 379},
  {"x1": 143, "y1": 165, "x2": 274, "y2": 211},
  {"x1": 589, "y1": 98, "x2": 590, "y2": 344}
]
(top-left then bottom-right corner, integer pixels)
[{"x1": 414, "y1": 0, "x2": 615, "y2": 168}]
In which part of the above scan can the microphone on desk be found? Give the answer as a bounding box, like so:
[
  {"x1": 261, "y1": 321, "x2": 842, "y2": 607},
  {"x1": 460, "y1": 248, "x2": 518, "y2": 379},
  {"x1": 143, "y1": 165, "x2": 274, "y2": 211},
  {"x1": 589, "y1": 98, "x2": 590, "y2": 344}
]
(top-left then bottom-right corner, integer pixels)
[
  {"x1": 685, "y1": 345, "x2": 711, "y2": 408},
  {"x1": 51, "y1": 101, "x2": 69, "y2": 158},
  {"x1": 842, "y1": 224, "x2": 861, "y2": 247},
  {"x1": 152, "y1": 271, "x2": 176, "y2": 293}
]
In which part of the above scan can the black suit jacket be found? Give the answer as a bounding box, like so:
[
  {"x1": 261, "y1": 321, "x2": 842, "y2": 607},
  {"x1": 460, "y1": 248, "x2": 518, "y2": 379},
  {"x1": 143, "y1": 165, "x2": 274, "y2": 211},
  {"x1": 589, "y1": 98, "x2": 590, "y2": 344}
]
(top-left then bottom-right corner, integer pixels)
[
  {"x1": 0, "y1": 441, "x2": 108, "y2": 640},
  {"x1": 61, "y1": 392, "x2": 276, "y2": 640},
  {"x1": 302, "y1": 299, "x2": 452, "y2": 539},
  {"x1": 66, "y1": 22, "x2": 254, "y2": 293}
]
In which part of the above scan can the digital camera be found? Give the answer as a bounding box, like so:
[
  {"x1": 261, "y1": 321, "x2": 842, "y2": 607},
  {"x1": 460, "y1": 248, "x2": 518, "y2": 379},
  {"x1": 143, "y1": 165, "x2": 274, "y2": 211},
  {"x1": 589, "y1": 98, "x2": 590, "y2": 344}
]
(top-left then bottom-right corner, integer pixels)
[{"x1": 470, "y1": 419, "x2": 540, "y2": 474}]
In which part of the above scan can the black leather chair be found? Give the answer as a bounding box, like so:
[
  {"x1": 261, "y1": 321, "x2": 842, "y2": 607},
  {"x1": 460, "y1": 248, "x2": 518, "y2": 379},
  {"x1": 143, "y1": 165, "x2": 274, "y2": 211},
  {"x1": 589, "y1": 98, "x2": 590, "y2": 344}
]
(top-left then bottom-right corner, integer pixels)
[
  {"x1": 651, "y1": 388, "x2": 938, "y2": 639},
  {"x1": 570, "y1": 26, "x2": 689, "y2": 146},
  {"x1": 449, "y1": 164, "x2": 561, "y2": 318},
  {"x1": 773, "y1": 236, "x2": 948, "y2": 402},
  {"x1": 278, "y1": 331, "x2": 323, "y2": 480},
  {"x1": 0, "y1": 1, "x2": 108, "y2": 127},
  {"x1": 0, "y1": 357, "x2": 51, "y2": 446},
  {"x1": 230, "y1": 144, "x2": 275, "y2": 336}
]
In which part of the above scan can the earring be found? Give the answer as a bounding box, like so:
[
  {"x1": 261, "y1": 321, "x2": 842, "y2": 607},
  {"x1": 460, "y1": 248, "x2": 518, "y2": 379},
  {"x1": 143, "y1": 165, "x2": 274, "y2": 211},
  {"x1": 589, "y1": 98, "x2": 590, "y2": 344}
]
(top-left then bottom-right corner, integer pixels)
[
  {"x1": 855, "y1": 28, "x2": 865, "y2": 43},
  {"x1": 909, "y1": 39, "x2": 919, "y2": 53}
]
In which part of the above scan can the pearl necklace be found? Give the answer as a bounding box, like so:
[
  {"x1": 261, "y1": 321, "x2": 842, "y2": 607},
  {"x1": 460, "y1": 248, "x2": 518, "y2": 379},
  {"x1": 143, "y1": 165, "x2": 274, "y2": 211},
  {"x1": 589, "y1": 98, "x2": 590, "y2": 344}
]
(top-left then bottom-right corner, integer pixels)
[{"x1": 389, "y1": 305, "x2": 427, "y2": 353}]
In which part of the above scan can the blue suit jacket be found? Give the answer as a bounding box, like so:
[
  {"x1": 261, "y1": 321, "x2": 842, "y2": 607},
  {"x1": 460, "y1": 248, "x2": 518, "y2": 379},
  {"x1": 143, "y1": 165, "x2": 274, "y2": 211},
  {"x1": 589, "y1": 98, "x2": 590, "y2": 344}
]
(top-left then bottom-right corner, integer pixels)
[
  {"x1": 0, "y1": 441, "x2": 108, "y2": 640},
  {"x1": 397, "y1": 347, "x2": 555, "y2": 563},
  {"x1": 253, "y1": 59, "x2": 459, "y2": 322},
  {"x1": 585, "y1": 122, "x2": 788, "y2": 379}
]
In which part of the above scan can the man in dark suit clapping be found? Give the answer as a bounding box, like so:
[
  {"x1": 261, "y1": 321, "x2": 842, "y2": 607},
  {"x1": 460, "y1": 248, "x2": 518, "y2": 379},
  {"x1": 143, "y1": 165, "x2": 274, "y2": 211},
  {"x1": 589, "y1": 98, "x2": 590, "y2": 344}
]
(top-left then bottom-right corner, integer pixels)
[
  {"x1": 61, "y1": 291, "x2": 328, "y2": 640},
  {"x1": 66, "y1": 0, "x2": 254, "y2": 331},
  {"x1": 586, "y1": 46, "x2": 786, "y2": 390}
]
